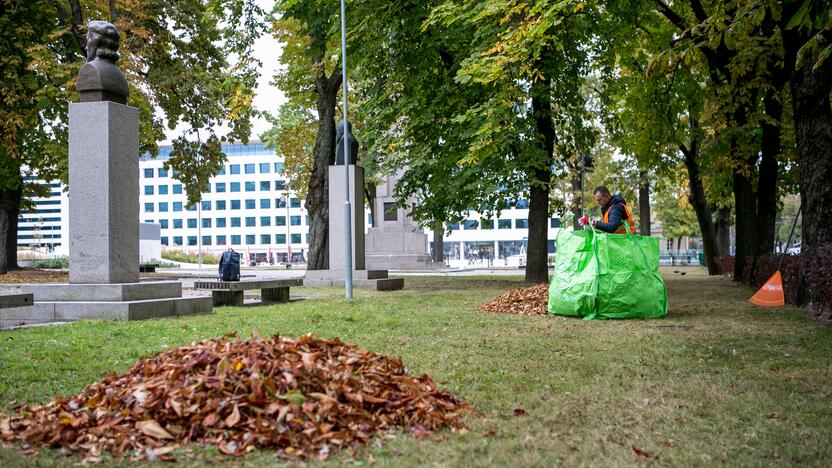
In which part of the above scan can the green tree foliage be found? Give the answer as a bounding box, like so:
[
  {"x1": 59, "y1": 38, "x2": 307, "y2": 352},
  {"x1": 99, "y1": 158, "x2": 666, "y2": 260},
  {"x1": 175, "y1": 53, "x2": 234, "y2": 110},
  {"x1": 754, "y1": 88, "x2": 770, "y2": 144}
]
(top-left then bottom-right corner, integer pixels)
[{"x1": 260, "y1": 104, "x2": 317, "y2": 201}]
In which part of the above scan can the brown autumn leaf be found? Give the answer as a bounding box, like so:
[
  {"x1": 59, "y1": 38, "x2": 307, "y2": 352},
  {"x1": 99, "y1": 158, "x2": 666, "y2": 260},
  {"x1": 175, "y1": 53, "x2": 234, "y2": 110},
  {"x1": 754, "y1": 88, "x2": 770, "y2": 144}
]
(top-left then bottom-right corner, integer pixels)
[
  {"x1": 632, "y1": 445, "x2": 652, "y2": 458},
  {"x1": 512, "y1": 408, "x2": 526, "y2": 417},
  {"x1": 136, "y1": 420, "x2": 174, "y2": 440},
  {"x1": 0, "y1": 334, "x2": 470, "y2": 461}
]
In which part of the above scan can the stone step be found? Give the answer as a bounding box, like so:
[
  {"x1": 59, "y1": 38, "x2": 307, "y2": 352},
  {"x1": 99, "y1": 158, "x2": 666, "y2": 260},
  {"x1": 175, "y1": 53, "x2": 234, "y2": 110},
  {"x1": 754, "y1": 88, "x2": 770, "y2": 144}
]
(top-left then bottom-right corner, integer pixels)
[
  {"x1": 4, "y1": 281, "x2": 182, "y2": 302},
  {"x1": 0, "y1": 293, "x2": 33, "y2": 309}
]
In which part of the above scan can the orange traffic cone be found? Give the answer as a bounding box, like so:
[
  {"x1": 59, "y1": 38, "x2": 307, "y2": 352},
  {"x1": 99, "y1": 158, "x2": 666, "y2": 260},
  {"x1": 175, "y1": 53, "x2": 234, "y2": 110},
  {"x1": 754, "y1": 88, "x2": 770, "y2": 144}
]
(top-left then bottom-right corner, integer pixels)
[{"x1": 749, "y1": 271, "x2": 785, "y2": 307}]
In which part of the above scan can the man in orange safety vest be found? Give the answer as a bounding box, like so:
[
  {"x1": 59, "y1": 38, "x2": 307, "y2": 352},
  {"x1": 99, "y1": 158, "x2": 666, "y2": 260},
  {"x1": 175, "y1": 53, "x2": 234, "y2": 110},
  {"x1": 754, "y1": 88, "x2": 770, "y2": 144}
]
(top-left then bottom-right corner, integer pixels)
[{"x1": 579, "y1": 186, "x2": 636, "y2": 234}]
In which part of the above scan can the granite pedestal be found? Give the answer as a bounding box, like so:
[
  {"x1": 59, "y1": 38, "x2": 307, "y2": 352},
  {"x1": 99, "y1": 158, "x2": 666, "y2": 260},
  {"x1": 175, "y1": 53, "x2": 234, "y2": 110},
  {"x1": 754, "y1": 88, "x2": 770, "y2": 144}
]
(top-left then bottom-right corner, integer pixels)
[{"x1": 304, "y1": 165, "x2": 403, "y2": 291}]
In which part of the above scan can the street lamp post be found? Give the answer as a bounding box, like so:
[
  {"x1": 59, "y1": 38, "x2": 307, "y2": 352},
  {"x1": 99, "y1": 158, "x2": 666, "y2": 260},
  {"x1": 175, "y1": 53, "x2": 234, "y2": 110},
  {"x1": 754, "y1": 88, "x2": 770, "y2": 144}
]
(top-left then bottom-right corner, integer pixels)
[
  {"x1": 340, "y1": 0, "x2": 353, "y2": 300},
  {"x1": 284, "y1": 192, "x2": 291, "y2": 263}
]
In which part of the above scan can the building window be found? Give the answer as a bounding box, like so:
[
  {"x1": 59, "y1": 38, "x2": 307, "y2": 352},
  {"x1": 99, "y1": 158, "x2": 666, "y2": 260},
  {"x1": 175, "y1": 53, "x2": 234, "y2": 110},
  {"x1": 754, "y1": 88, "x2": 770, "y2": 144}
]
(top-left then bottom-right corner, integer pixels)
[
  {"x1": 464, "y1": 220, "x2": 478, "y2": 230},
  {"x1": 230, "y1": 164, "x2": 240, "y2": 174},
  {"x1": 276, "y1": 234, "x2": 286, "y2": 244},
  {"x1": 245, "y1": 199, "x2": 255, "y2": 209},
  {"x1": 516, "y1": 199, "x2": 529, "y2": 209},
  {"x1": 245, "y1": 217, "x2": 256, "y2": 227},
  {"x1": 275, "y1": 198, "x2": 286, "y2": 208},
  {"x1": 173, "y1": 202, "x2": 183, "y2": 212},
  {"x1": 290, "y1": 198, "x2": 301, "y2": 208},
  {"x1": 160, "y1": 219, "x2": 169, "y2": 229},
  {"x1": 276, "y1": 216, "x2": 286, "y2": 226},
  {"x1": 550, "y1": 218, "x2": 561, "y2": 228},
  {"x1": 187, "y1": 204, "x2": 197, "y2": 211},
  {"x1": 172, "y1": 169, "x2": 181, "y2": 178},
  {"x1": 260, "y1": 234, "x2": 271, "y2": 244},
  {"x1": 230, "y1": 217, "x2": 241, "y2": 227},
  {"x1": 144, "y1": 203, "x2": 154, "y2": 213},
  {"x1": 202, "y1": 218, "x2": 211, "y2": 228},
  {"x1": 216, "y1": 200, "x2": 226, "y2": 210},
  {"x1": 231, "y1": 235, "x2": 241, "y2": 245},
  {"x1": 158, "y1": 185, "x2": 168, "y2": 195},
  {"x1": 291, "y1": 233, "x2": 301, "y2": 244},
  {"x1": 275, "y1": 180, "x2": 285, "y2": 190},
  {"x1": 260, "y1": 199, "x2": 270, "y2": 209},
  {"x1": 173, "y1": 184, "x2": 182, "y2": 194},
  {"x1": 245, "y1": 234, "x2": 255, "y2": 245},
  {"x1": 199, "y1": 236, "x2": 210, "y2": 246},
  {"x1": 260, "y1": 216, "x2": 271, "y2": 226},
  {"x1": 218, "y1": 165, "x2": 226, "y2": 175},
  {"x1": 144, "y1": 186, "x2": 154, "y2": 195},
  {"x1": 161, "y1": 237, "x2": 168, "y2": 246},
  {"x1": 201, "y1": 200, "x2": 211, "y2": 211},
  {"x1": 259, "y1": 163, "x2": 270, "y2": 174},
  {"x1": 216, "y1": 235, "x2": 227, "y2": 245},
  {"x1": 290, "y1": 215, "x2": 301, "y2": 226},
  {"x1": 498, "y1": 219, "x2": 512, "y2": 229},
  {"x1": 173, "y1": 219, "x2": 183, "y2": 229},
  {"x1": 515, "y1": 219, "x2": 529, "y2": 229},
  {"x1": 481, "y1": 219, "x2": 494, "y2": 230},
  {"x1": 143, "y1": 168, "x2": 153, "y2": 178},
  {"x1": 216, "y1": 182, "x2": 226, "y2": 193},
  {"x1": 187, "y1": 236, "x2": 197, "y2": 246},
  {"x1": 244, "y1": 163, "x2": 255, "y2": 174},
  {"x1": 245, "y1": 181, "x2": 255, "y2": 192},
  {"x1": 447, "y1": 222, "x2": 459, "y2": 231},
  {"x1": 157, "y1": 168, "x2": 168, "y2": 177},
  {"x1": 260, "y1": 180, "x2": 270, "y2": 191},
  {"x1": 274, "y1": 162, "x2": 284, "y2": 173},
  {"x1": 230, "y1": 182, "x2": 240, "y2": 192},
  {"x1": 173, "y1": 236, "x2": 183, "y2": 246},
  {"x1": 231, "y1": 200, "x2": 241, "y2": 210},
  {"x1": 215, "y1": 218, "x2": 226, "y2": 228},
  {"x1": 187, "y1": 219, "x2": 197, "y2": 229},
  {"x1": 158, "y1": 202, "x2": 168, "y2": 212},
  {"x1": 384, "y1": 202, "x2": 397, "y2": 221}
]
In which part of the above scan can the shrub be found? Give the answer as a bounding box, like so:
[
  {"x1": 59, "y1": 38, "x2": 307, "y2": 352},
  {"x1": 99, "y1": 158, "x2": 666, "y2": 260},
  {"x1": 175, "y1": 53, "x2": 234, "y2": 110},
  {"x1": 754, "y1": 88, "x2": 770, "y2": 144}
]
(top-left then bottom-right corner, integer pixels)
[
  {"x1": 716, "y1": 244, "x2": 832, "y2": 320},
  {"x1": 161, "y1": 250, "x2": 220, "y2": 265},
  {"x1": 30, "y1": 257, "x2": 69, "y2": 269}
]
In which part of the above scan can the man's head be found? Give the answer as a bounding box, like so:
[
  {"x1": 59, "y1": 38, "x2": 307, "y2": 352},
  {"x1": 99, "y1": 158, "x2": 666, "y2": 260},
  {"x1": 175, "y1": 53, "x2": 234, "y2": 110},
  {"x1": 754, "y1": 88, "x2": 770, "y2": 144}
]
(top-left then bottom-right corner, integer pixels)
[
  {"x1": 594, "y1": 186, "x2": 611, "y2": 208},
  {"x1": 85, "y1": 21, "x2": 120, "y2": 62}
]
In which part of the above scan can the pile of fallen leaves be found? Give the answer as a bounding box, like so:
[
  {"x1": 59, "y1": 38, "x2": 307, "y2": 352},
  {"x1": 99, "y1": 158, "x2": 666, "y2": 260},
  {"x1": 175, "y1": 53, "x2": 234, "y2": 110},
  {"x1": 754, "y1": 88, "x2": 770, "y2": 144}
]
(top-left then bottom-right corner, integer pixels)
[
  {"x1": 0, "y1": 269, "x2": 67, "y2": 284},
  {"x1": 479, "y1": 284, "x2": 549, "y2": 316},
  {"x1": 0, "y1": 333, "x2": 469, "y2": 461}
]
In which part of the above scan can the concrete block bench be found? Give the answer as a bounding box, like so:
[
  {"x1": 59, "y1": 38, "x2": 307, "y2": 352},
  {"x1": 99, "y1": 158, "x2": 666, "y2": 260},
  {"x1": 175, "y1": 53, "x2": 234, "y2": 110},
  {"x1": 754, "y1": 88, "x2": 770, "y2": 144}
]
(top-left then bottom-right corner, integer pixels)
[{"x1": 193, "y1": 278, "x2": 303, "y2": 306}]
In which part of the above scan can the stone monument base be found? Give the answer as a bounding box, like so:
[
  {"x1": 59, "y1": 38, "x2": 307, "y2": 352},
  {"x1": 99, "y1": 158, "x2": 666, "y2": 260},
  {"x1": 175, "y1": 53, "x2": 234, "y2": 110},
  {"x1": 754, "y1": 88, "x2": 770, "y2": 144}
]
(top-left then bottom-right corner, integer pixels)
[
  {"x1": 304, "y1": 269, "x2": 404, "y2": 291},
  {"x1": 0, "y1": 281, "x2": 211, "y2": 329}
]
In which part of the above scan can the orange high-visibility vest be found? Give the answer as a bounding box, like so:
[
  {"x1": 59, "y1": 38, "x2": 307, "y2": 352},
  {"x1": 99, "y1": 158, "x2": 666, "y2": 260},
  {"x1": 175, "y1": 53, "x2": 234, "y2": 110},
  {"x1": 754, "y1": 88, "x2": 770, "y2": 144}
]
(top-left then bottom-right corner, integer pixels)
[{"x1": 602, "y1": 203, "x2": 636, "y2": 234}]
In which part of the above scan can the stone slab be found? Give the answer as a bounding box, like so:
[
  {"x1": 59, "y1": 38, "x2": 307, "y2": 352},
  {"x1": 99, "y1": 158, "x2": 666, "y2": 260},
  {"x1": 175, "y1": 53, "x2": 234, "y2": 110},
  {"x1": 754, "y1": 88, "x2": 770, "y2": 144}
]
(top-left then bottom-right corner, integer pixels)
[
  {"x1": 194, "y1": 278, "x2": 302, "y2": 292},
  {"x1": 14, "y1": 282, "x2": 182, "y2": 302},
  {"x1": 304, "y1": 270, "x2": 388, "y2": 281},
  {"x1": 0, "y1": 293, "x2": 33, "y2": 309},
  {"x1": 328, "y1": 165, "x2": 365, "y2": 271},
  {"x1": 304, "y1": 277, "x2": 404, "y2": 291},
  {"x1": 52, "y1": 297, "x2": 212, "y2": 322},
  {"x1": 69, "y1": 101, "x2": 140, "y2": 284},
  {"x1": 0, "y1": 303, "x2": 55, "y2": 321}
]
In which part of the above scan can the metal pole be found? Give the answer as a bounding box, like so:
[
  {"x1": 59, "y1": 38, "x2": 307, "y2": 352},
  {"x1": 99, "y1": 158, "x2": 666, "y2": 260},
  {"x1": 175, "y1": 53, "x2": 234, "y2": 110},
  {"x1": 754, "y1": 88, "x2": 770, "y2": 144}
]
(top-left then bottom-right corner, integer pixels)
[
  {"x1": 777, "y1": 205, "x2": 801, "y2": 272},
  {"x1": 340, "y1": 0, "x2": 353, "y2": 300},
  {"x1": 197, "y1": 200, "x2": 202, "y2": 269},
  {"x1": 286, "y1": 192, "x2": 291, "y2": 262},
  {"x1": 580, "y1": 155, "x2": 585, "y2": 219}
]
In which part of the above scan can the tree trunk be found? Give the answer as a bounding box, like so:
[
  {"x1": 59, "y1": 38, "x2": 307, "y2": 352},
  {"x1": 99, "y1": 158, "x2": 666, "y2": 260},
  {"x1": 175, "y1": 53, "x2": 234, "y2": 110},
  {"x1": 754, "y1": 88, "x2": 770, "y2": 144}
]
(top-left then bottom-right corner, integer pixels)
[
  {"x1": 716, "y1": 206, "x2": 731, "y2": 257},
  {"x1": 732, "y1": 170, "x2": 756, "y2": 282},
  {"x1": 788, "y1": 39, "x2": 832, "y2": 305},
  {"x1": 571, "y1": 169, "x2": 582, "y2": 231},
  {"x1": 432, "y1": 219, "x2": 444, "y2": 263},
  {"x1": 638, "y1": 170, "x2": 651, "y2": 236},
  {"x1": 0, "y1": 183, "x2": 22, "y2": 275},
  {"x1": 525, "y1": 77, "x2": 554, "y2": 284},
  {"x1": 680, "y1": 128, "x2": 720, "y2": 275},
  {"x1": 305, "y1": 68, "x2": 341, "y2": 271}
]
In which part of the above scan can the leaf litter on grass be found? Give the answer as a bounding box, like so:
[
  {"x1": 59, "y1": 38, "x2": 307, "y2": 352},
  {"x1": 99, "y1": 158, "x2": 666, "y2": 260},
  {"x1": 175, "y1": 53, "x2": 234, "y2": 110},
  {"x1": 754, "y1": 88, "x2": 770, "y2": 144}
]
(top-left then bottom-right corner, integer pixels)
[
  {"x1": 0, "y1": 333, "x2": 469, "y2": 461},
  {"x1": 479, "y1": 284, "x2": 549, "y2": 316}
]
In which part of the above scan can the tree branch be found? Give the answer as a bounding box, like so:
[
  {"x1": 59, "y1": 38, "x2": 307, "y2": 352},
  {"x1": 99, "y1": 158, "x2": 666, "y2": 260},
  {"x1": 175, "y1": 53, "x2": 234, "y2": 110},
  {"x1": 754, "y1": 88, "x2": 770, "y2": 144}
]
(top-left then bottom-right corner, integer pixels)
[
  {"x1": 688, "y1": 0, "x2": 709, "y2": 23},
  {"x1": 652, "y1": 0, "x2": 688, "y2": 32}
]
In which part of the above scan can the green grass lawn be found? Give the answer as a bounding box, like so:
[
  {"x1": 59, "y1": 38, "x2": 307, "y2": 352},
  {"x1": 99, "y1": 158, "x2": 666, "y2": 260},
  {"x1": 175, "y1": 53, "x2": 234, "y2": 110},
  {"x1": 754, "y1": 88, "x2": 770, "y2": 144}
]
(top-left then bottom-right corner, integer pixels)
[{"x1": 1, "y1": 269, "x2": 831, "y2": 466}]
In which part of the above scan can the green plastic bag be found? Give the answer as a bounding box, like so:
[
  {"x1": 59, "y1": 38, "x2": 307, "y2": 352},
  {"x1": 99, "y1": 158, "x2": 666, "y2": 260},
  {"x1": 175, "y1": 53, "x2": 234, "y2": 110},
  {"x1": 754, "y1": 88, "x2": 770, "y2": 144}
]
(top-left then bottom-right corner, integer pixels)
[{"x1": 548, "y1": 223, "x2": 667, "y2": 320}]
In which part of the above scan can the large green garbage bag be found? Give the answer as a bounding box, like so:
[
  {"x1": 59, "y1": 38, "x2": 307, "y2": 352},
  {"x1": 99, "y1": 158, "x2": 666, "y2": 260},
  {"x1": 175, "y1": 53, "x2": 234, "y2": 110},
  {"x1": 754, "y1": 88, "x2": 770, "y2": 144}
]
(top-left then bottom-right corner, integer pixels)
[{"x1": 548, "y1": 224, "x2": 667, "y2": 320}]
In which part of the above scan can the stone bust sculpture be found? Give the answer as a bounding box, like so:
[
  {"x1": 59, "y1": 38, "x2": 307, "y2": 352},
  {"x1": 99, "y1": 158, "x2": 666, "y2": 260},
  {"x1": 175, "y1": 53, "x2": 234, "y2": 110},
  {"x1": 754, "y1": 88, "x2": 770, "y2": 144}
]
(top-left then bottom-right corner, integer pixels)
[
  {"x1": 335, "y1": 121, "x2": 359, "y2": 165},
  {"x1": 76, "y1": 20, "x2": 129, "y2": 104}
]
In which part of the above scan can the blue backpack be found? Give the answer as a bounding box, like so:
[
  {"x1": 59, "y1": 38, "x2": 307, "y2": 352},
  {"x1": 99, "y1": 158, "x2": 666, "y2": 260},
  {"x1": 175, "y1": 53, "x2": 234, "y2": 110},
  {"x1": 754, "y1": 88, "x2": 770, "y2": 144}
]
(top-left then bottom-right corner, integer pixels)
[{"x1": 218, "y1": 249, "x2": 241, "y2": 281}]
